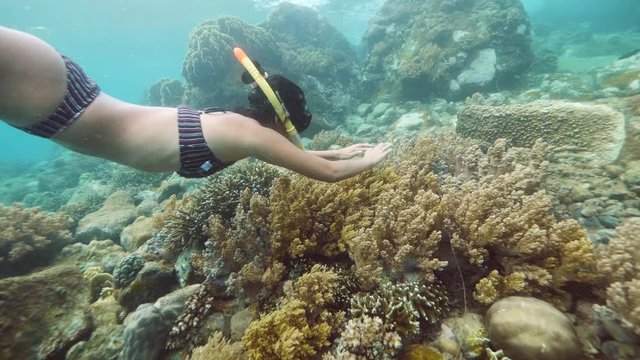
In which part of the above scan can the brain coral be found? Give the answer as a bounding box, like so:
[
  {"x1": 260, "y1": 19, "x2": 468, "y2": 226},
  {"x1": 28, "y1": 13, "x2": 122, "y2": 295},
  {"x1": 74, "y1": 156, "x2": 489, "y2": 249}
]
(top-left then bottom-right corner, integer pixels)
[{"x1": 457, "y1": 100, "x2": 626, "y2": 164}]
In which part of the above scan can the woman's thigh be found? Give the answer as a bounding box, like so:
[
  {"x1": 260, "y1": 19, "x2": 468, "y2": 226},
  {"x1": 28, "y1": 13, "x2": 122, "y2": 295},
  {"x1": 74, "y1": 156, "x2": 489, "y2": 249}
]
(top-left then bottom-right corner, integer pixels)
[{"x1": 0, "y1": 26, "x2": 67, "y2": 126}]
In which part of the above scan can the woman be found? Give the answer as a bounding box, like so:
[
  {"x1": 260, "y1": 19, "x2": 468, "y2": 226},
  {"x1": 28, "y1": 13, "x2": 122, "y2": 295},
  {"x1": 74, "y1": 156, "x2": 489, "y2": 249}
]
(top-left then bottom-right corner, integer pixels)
[{"x1": 0, "y1": 26, "x2": 391, "y2": 182}]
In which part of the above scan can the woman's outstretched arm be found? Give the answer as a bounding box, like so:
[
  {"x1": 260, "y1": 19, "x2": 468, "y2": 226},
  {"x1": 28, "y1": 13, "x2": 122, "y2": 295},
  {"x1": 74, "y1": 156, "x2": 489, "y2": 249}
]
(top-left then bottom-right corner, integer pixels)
[{"x1": 232, "y1": 120, "x2": 391, "y2": 182}]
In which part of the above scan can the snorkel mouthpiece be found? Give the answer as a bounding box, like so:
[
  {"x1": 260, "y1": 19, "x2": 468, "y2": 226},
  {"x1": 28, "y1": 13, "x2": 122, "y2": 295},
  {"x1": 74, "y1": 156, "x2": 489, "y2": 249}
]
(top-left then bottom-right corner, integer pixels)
[{"x1": 233, "y1": 47, "x2": 304, "y2": 149}]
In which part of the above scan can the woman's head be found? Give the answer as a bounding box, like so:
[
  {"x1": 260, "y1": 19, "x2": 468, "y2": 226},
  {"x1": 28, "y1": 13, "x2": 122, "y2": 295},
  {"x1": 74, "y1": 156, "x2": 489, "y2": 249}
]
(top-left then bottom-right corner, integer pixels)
[{"x1": 236, "y1": 74, "x2": 312, "y2": 134}]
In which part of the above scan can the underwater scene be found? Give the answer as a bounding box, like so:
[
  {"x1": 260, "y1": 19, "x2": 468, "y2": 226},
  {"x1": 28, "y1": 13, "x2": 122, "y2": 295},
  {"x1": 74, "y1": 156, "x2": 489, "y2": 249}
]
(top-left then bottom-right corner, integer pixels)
[{"x1": 1, "y1": 0, "x2": 640, "y2": 359}]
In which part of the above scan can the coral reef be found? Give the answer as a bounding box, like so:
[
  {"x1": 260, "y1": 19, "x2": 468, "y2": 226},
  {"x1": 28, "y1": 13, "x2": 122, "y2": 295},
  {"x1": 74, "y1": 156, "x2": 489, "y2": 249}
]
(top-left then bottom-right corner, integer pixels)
[
  {"x1": 75, "y1": 191, "x2": 137, "y2": 243},
  {"x1": 145, "y1": 78, "x2": 185, "y2": 107},
  {"x1": 261, "y1": 3, "x2": 359, "y2": 119},
  {"x1": 485, "y1": 296, "x2": 582, "y2": 360},
  {"x1": 0, "y1": 203, "x2": 72, "y2": 277},
  {"x1": 457, "y1": 100, "x2": 626, "y2": 164},
  {"x1": 362, "y1": 0, "x2": 532, "y2": 101},
  {"x1": 65, "y1": 298, "x2": 125, "y2": 360},
  {"x1": 56, "y1": 239, "x2": 127, "y2": 273},
  {"x1": 182, "y1": 16, "x2": 280, "y2": 106}
]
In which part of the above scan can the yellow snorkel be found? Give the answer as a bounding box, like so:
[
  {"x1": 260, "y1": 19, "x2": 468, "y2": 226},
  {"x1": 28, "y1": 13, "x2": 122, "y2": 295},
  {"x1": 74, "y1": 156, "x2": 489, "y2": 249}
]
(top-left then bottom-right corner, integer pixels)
[{"x1": 233, "y1": 47, "x2": 304, "y2": 149}]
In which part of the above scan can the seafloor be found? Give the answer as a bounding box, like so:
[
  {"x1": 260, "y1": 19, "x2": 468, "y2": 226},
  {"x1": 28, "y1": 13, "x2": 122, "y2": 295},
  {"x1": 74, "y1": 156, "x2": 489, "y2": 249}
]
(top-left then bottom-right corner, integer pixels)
[{"x1": 1, "y1": 1, "x2": 639, "y2": 360}]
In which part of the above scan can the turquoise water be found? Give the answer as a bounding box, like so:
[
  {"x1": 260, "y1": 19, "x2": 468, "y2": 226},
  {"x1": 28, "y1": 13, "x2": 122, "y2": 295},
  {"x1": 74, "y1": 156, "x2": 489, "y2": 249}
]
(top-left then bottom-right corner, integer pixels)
[{"x1": 1, "y1": 2, "x2": 639, "y2": 359}]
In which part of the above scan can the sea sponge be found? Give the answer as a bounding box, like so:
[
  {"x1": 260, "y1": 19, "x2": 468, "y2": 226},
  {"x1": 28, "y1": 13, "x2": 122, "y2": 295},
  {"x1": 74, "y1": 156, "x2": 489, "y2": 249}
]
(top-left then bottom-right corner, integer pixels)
[
  {"x1": 485, "y1": 296, "x2": 582, "y2": 360},
  {"x1": 457, "y1": 100, "x2": 626, "y2": 164}
]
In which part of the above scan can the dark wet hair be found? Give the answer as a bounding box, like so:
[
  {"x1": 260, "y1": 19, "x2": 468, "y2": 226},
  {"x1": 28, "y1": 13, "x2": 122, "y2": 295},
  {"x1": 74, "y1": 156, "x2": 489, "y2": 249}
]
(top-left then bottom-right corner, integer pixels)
[{"x1": 236, "y1": 70, "x2": 312, "y2": 133}]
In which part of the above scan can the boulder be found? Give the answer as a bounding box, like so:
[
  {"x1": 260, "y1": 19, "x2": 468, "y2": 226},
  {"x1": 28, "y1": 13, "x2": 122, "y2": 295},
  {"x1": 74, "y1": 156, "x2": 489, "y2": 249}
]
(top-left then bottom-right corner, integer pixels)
[
  {"x1": 486, "y1": 296, "x2": 582, "y2": 360},
  {"x1": 76, "y1": 191, "x2": 136, "y2": 243}
]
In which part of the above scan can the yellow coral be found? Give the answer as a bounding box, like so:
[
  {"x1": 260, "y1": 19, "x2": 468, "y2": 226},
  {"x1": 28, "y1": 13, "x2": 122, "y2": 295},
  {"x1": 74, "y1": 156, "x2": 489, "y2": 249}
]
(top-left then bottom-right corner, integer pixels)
[
  {"x1": 0, "y1": 203, "x2": 72, "y2": 275},
  {"x1": 191, "y1": 332, "x2": 245, "y2": 360},
  {"x1": 242, "y1": 266, "x2": 345, "y2": 359},
  {"x1": 242, "y1": 300, "x2": 339, "y2": 360}
]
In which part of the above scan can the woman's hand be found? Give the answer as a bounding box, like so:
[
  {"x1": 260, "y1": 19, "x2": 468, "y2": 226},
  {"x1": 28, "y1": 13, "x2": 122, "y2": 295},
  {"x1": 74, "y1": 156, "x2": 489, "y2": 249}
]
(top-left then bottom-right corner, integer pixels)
[
  {"x1": 335, "y1": 143, "x2": 373, "y2": 160},
  {"x1": 362, "y1": 143, "x2": 392, "y2": 167}
]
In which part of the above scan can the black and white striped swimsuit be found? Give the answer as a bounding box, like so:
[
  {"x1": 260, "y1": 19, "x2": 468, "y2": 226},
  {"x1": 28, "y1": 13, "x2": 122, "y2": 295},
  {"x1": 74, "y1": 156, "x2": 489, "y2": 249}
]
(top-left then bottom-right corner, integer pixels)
[
  {"x1": 176, "y1": 105, "x2": 235, "y2": 178},
  {"x1": 13, "y1": 55, "x2": 101, "y2": 138}
]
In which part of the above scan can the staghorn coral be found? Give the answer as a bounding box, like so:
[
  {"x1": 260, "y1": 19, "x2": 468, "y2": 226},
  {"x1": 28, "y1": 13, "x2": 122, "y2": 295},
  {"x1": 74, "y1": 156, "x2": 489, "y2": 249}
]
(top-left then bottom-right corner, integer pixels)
[
  {"x1": 0, "y1": 203, "x2": 72, "y2": 277},
  {"x1": 242, "y1": 265, "x2": 345, "y2": 360},
  {"x1": 190, "y1": 332, "x2": 245, "y2": 360},
  {"x1": 154, "y1": 160, "x2": 283, "y2": 250},
  {"x1": 350, "y1": 281, "x2": 449, "y2": 338}
]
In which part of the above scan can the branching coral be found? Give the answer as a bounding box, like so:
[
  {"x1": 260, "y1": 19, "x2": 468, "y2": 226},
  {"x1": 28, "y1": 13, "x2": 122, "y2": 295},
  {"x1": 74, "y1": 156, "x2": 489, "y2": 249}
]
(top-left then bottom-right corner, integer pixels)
[
  {"x1": 324, "y1": 315, "x2": 403, "y2": 360},
  {"x1": 203, "y1": 189, "x2": 272, "y2": 292},
  {"x1": 350, "y1": 281, "x2": 449, "y2": 338},
  {"x1": 596, "y1": 218, "x2": 640, "y2": 282},
  {"x1": 0, "y1": 203, "x2": 72, "y2": 277}
]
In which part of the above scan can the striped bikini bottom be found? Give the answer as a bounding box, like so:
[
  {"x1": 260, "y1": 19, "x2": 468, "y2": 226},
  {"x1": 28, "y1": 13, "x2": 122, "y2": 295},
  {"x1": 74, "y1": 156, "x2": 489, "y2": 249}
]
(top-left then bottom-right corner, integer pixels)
[
  {"x1": 13, "y1": 55, "x2": 101, "y2": 138},
  {"x1": 176, "y1": 105, "x2": 234, "y2": 178}
]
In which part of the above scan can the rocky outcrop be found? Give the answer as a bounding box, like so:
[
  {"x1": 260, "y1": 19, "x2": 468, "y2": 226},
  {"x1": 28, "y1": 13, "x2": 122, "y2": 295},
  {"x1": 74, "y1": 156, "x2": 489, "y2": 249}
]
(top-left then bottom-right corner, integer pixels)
[{"x1": 0, "y1": 265, "x2": 92, "y2": 359}]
